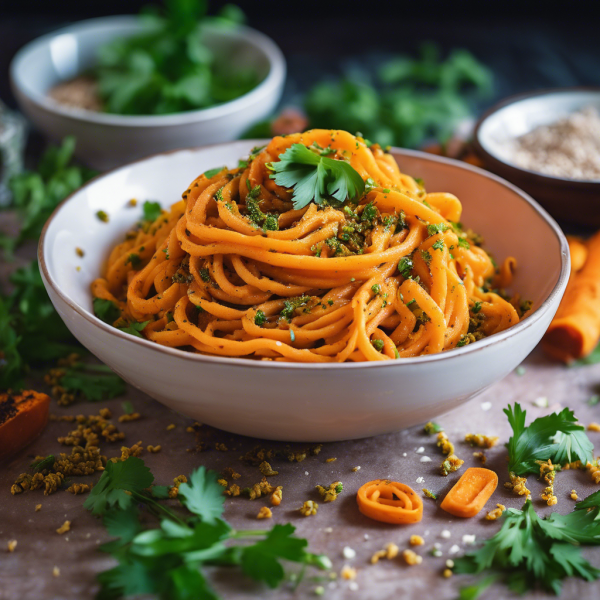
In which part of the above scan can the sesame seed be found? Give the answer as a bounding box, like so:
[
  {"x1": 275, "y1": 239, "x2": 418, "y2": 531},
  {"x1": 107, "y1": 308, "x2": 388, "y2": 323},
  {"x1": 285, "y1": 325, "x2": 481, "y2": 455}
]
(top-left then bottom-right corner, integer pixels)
[
  {"x1": 462, "y1": 534, "x2": 476, "y2": 545},
  {"x1": 343, "y1": 546, "x2": 356, "y2": 559},
  {"x1": 416, "y1": 477, "x2": 425, "y2": 483},
  {"x1": 481, "y1": 402, "x2": 492, "y2": 411},
  {"x1": 440, "y1": 530, "x2": 451, "y2": 539},
  {"x1": 448, "y1": 544, "x2": 460, "y2": 555},
  {"x1": 420, "y1": 456, "x2": 432, "y2": 463},
  {"x1": 416, "y1": 447, "x2": 425, "y2": 453}
]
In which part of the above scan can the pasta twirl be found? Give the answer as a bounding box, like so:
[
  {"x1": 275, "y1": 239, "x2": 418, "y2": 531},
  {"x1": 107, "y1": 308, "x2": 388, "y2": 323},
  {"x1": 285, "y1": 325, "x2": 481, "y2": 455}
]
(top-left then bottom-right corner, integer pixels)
[{"x1": 92, "y1": 130, "x2": 524, "y2": 363}]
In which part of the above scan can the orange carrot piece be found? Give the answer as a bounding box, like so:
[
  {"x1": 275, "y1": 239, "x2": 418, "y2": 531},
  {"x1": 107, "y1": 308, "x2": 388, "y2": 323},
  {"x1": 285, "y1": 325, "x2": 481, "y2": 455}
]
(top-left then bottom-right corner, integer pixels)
[
  {"x1": 357, "y1": 479, "x2": 423, "y2": 524},
  {"x1": 567, "y1": 236, "x2": 588, "y2": 273},
  {"x1": 440, "y1": 467, "x2": 498, "y2": 518},
  {"x1": 0, "y1": 391, "x2": 50, "y2": 460},
  {"x1": 543, "y1": 231, "x2": 600, "y2": 363}
]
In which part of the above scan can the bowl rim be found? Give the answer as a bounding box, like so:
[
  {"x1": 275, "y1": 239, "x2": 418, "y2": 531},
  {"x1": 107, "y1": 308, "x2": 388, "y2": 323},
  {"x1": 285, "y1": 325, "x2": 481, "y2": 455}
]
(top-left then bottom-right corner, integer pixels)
[
  {"x1": 473, "y1": 86, "x2": 600, "y2": 187},
  {"x1": 39, "y1": 141, "x2": 570, "y2": 371},
  {"x1": 10, "y1": 14, "x2": 286, "y2": 128}
]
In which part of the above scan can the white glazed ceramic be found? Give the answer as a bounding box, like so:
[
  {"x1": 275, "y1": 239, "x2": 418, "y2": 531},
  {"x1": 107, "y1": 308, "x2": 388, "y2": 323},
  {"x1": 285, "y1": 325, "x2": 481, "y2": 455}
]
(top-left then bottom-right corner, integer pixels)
[
  {"x1": 39, "y1": 141, "x2": 570, "y2": 442},
  {"x1": 10, "y1": 17, "x2": 285, "y2": 170}
]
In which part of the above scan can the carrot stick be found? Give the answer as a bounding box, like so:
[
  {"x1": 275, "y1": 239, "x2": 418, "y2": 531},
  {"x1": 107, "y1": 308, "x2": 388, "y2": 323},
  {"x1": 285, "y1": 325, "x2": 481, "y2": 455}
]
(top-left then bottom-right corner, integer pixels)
[
  {"x1": 543, "y1": 231, "x2": 600, "y2": 363},
  {"x1": 567, "y1": 236, "x2": 588, "y2": 273},
  {"x1": 440, "y1": 467, "x2": 498, "y2": 518},
  {"x1": 0, "y1": 391, "x2": 50, "y2": 460},
  {"x1": 357, "y1": 479, "x2": 423, "y2": 524}
]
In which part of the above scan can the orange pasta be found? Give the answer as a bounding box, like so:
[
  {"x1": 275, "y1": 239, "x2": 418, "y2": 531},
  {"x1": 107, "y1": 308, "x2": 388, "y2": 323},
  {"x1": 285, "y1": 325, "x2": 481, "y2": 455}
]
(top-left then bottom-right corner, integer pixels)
[
  {"x1": 357, "y1": 479, "x2": 423, "y2": 524},
  {"x1": 543, "y1": 231, "x2": 600, "y2": 363},
  {"x1": 440, "y1": 467, "x2": 498, "y2": 518},
  {"x1": 92, "y1": 130, "x2": 524, "y2": 363}
]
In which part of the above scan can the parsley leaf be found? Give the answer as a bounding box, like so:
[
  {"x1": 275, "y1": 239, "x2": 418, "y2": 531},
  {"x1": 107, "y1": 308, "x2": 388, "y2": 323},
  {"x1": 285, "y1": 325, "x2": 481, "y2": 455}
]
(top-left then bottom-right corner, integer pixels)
[
  {"x1": 93, "y1": 298, "x2": 121, "y2": 324},
  {"x1": 398, "y1": 256, "x2": 413, "y2": 278},
  {"x1": 177, "y1": 466, "x2": 225, "y2": 525},
  {"x1": 143, "y1": 201, "x2": 162, "y2": 222},
  {"x1": 203, "y1": 167, "x2": 226, "y2": 179},
  {"x1": 119, "y1": 320, "x2": 150, "y2": 338},
  {"x1": 59, "y1": 363, "x2": 126, "y2": 402},
  {"x1": 504, "y1": 403, "x2": 593, "y2": 475},
  {"x1": 241, "y1": 524, "x2": 308, "y2": 588},
  {"x1": 270, "y1": 144, "x2": 365, "y2": 210},
  {"x1": 84, "y1": 457, "x2": 154, "y2": 515}
]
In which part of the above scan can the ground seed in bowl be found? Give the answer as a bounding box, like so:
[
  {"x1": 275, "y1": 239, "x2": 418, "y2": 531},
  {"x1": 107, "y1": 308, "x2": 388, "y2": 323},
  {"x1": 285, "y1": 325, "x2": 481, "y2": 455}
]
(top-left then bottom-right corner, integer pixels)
[{"x1": 510, "y1": 106, "x2": 600, "y2": 180}]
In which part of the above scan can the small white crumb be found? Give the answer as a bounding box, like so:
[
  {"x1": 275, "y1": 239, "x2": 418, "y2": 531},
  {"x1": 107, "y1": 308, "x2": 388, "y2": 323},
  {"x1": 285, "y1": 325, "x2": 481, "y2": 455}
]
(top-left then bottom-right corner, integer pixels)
[
  {"x1": 403, "y1": 452, "x2": 407, "y2": 457},
  {"x1": 416, "y1": 447, "x2": 425, "y2": 454},
  {"x1": 276, "y1": 341, "x2": 282, "y2": 346},
  {"x1": 446, "y1": 559, "x2": 455, "y2": 568},
  {"x1": 424, "y1": 530, "x2": 430, "y2": 536},
  {"x1": 364, "y1": 534, "x2": 369, "y2": 540},
  {"x1": 86, "y1": 533, "x2": 91, "y2": 539},
  {"x1": 328, "y1": 581, "x2": 337, "y2": 590},
  {"x1": 481, "y1": 402, "x2": 492, "y2": 411},
  {"x1": 416, "y1": 477, "x2": 425, "y2": 484},
  {"x1": 348, "y1": 582, "x2": 359, "y2": 591},
  {"x1": 420, "y1": 456, "x2": 432, "y2": 463},
  {"x1": 343, "y1": 546, "x2": 356, "y2": 559},
  {"x1": 323, "y1": 527, "x2": 333, "y2": 533},
  {"x1": 533, "y1": 396, "x2": 549, "y2": 408},
  {"x1": 431, "y1": 549, "x2": 442, "y2": 557},
  {"x1": 462, "y1": 534, "x2": 476, "y2": 545},
  {"x1": 440, "y1": 530, "x2": 451, "y2": 539},
  {"x1": 448, "y1": 544, "x2": 460, "y2": 555},
  {"x1": 433, "y1": 542, "x2": 442, "y2": 549},
  {"x1": 352, "y1": 466, "x2": 361, "y2": 471},
  {"x1": 305, "y1": 471, "x2": 309, "y2": 476}
]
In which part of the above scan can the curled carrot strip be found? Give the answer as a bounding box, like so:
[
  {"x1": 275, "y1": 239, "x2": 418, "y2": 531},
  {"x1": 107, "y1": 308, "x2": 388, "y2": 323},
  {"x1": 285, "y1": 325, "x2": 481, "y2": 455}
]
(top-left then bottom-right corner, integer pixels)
[
  {"x1": 440, "y1": 467, "x2": 498, "y2": 518},
  {"x1": 357, "y1": 479, "x2": 423, "y2": 524}
]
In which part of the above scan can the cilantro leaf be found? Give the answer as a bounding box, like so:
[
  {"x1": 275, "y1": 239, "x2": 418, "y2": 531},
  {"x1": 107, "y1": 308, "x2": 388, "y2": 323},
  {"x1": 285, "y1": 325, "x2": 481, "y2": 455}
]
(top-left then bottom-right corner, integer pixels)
[
  {"x1": 458, "y1": 576, "x2": 496, "y2": 600},
  {"x1": 575, "y1": 489, "x2": 600, "y2": 511},
  {"x1": 143, "y1": 201, "x2": 163, "y2": 222},
  {"x1": 102, "y1": 505, "x2": 143, "y2": 549},
  {"x1": 31, "y1": 455, "x2": 56, "y2": 472},
  {"x1": 84, "y1": 457, "x2": 154, "y2": 515},
  {"x1": 203, "y1": 167, "x2": 226, "y2": 179},
  {"x1": 60, "y1": 363, "x2": 126, "y2": 402},
  {"x1": 119, "y1": 320, "x2": 150, "y2": 338},
  {"x1": 93, "y1": 298, "x2": 121, "y2": 324},
  {"x1": 504, "y1": 403, "x2": 593, "y2": 475},
  {"x1": 177, "y1": 466, "x2": 225, "y2": 524},
  {"x1": 270, "y1": 144, "x2": 365, "y2": 210},
  {"x1": 241, "y1": 524, "x2": 308, "y2": 588}
]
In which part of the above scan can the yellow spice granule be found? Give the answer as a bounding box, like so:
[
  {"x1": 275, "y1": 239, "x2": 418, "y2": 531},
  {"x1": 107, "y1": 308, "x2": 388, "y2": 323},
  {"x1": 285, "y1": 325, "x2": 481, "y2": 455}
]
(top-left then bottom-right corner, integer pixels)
[
  {"x1": 215, "y1": 443, "x2": 228, "y2": 452},
  {"x1": 571, "y1": 490, "x2": 578, "y2": 501},
  {"x1": 505, "y1": 472, "x2": 531, "y2": 498},
  {"x1": 440, "y1": 454, "x2": 464, "y2": 476},
  {"x1": 299, "y1": 500, "x2": 318, "y2": 517},
  {"x1": 128, "y1": 199, "x2": 138, "y2": 207},
  {"x1": 222, "y1": 467, "x2": 241, "y2": 480},
  {"x1": 588, "y1": 423, "x2": 600, "y2": 432},
  {"x1": 168, "y1": 475, "x2": 188, "y2": 499},
  {"x1": 326, "y1": 458, "x2": 337, "y2": 463},
  {"x1": 66, "y1": 483, "x2": 90, "y2": 495},
  {"x1": 147, "y1": 445, "x2": 161, "y2": 453},
  {"x1": 473, "y1": 451, "x2": 487, "y2": 464},
  {"x1": 53, "y1": 566, "x2": 60, "y2": 577},
  {"x1": 56, "y1": 521, "x2": 71, "y2": 535},
  {"x1": 75, "y1": 247, "x2": 84, "y2": 258},
  {"x1": 371, "y1": 543, "x2": 399, "y2": 564},
  {"x1": 437, "y1": 432, "x2": 454, "y2": 455},
  {"x1": 259, "y1": 461, "x2": 278, "y2": 476},
  {"x1": 485, "y1": 504, "x2": 506, "y2": 520},
  {"x1": 340, "y1": 565, "x2": 357, "y2": 580},
  {"x1": 166, "y1": 424, "x2": 176, "y2": 431},
  {"x1": 409, "y1": 535, "x2": 424, "y2": 546},
  {"x1": 7, "y1": 540, "x2": 17, "y2": 552},
  {"x1": 217, "y1": 479, "x2": 228, "y2": 487},
  {"x1": 271, "y1": 486, "x2": 283, "y2": 506},
  {"x1": 351, "y1": 466, "x2": 361, "y2": 472},
  {"x1": 118, "y1": 413, "x2": 141, "y2": 423},
  {"x1": 587, "y1": 461, "x2": 600, "y2": 484},
  {"x1": 35, "y1": 504, "x2": 42, "y2": 512},
  {"x1": 443, "y1": 568, "x2": 453, "y2": 578},
  {"x1": 257, "y1": 507, "x2": 272, "y2": 519},
  {"x1": 464, "y1": 433, "x2": 499, "y2": 449},
  {"x1": 315, "y1": 481, "x2": 343, "y2": 502},
  {"x1": 402, "y1": 549, "x2": 422, "y2": 566},
  {"x1": 185, "y1": 426, "x2": 195, "y2": 433}
]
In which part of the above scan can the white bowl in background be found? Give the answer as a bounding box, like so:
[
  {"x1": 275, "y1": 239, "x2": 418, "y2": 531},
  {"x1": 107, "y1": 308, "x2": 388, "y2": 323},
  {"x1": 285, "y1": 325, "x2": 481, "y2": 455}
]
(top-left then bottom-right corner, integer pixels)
[
  {"x1": 39, "y1": 141, "x2": 569, "y2": 442},
  {"x1": 10, "y1": 16, "x2": 285, "y2": 170}
]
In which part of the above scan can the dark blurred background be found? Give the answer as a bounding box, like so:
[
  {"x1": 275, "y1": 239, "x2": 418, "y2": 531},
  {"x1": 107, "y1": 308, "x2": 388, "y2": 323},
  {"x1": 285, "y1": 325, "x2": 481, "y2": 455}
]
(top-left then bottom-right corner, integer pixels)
[{"x1": 2, "y1": 0, "x2": 600, "y2": 113}]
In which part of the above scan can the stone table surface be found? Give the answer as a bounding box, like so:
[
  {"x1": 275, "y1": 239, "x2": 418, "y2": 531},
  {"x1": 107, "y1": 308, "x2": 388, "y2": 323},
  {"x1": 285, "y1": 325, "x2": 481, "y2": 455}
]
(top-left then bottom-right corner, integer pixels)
[{"x1": 3, "y1": 344, "x2": 600, "y2": 600}]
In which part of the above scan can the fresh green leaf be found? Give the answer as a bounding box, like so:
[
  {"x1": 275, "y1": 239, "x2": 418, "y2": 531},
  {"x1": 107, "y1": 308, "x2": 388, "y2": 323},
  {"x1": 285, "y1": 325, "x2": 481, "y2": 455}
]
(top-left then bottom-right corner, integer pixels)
[
  {"x1": 203, "y1": 167, "x2": 226, "y2": 178},
  {"x1": 93, "y1": 298, "x2": 121, "y2": 324},
  {"x1": 571, "y1": 341, "x2": 600, "y2": 367},
  {"x1": 84, "y1": 457, "x2": 154, "y2": 515},
  {"x1": 119, "y1": 320, "x2": 150, "y2": 338},
  {"x1": 575, "y1": 489, "x2": 600, "y2": 511},
  {"x1": 102, "y1": 505, "x2": 143, "y2": 547},
  {"x1": 143, "y1": 201, "x2": 163, "y2": 222},
  {"x1": 240, "y1": 524, "x2": 308, "y2": 588},
  {"x1": 458, "y1": 576, "x2": 496, "y2": 600},
  {"x1": 270, "y1": 144, "x2": 365, "y2": 210},
  {"x1": 60, "y1": 364, "x2": 126, "y2": 402},
  {"x1": 177, "y1": 466, "x2": 225, "y2": 524},
  {"x1": 122, "y1": 400, "x2": 135, "y2": 415},
  {"x1": 31, "y1": 455, "x2": 55, "y2": 472}
]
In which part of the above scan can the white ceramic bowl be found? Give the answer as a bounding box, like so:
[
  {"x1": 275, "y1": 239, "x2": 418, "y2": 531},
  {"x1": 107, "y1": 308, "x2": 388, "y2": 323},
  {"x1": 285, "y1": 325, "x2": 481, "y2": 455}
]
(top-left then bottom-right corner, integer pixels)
[
  {"x1": 10, "y1": 16, "x2": 285, "y2": 170},
  {"x1": 39, "y1": 141, "x2": 570, "y2": 442}
]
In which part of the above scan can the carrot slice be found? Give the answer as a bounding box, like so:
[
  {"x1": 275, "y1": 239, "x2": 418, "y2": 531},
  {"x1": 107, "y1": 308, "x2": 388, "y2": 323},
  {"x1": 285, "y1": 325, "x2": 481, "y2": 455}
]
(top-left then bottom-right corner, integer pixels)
[
  {"x1": 0, "y1": 391, "x2": 50, "y2": 460},
  {"x1": 440, "y1": 467, "x2": 498, "y2": 518},
  {"x1": 357, "y1": 479, "x2": 423, "y2": 524}
]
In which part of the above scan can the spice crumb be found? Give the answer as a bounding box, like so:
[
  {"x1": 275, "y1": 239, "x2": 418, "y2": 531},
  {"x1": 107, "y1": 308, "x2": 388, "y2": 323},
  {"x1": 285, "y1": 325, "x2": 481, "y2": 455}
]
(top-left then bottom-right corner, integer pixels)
[
  {"x1": 166, "y1": 424, "x2": 176, "y2": 431},
  {"x1": 326, "y1": 457, "x2": 337, "y2": 463},
  {"x1": 442, "y1": 568, "x2": 453, "y2": 578},
  {"x1": 7, "y1": 540, "x2": 17, "y2": 552},
  {"x1": 56, "y1": 521, "x2": 71, "y2": 535},
  {"x1": 118, "y1": 413, "x2": 141, "y2": 423},
  {"x1": 410, "y1": 535, "x2": 424, "y2": 546},
  {"x1": 299, "y1": 500, "x2": 318, "y2": 517},
  {"x1": 570, "y1": 489, "x2": 579, "y2": 501},
  {"x1": 257, "y1": 506, "x2": 272, "y2": 519},
  {"x1": 352, "y1": 466, "x2": 361, "y2": 472},
  {"x1": 75, "y1": 247, "x2": 84, "y2": 258},
  {"x1": 340, "y1": 565, "x2": 357, "y2": 580},
  {"x1": 588, "y1": 423, "x2": 600, "y2": 432},
  {"x1": 128, "y1": 199, "x2": 138, "y2": 207},
  {"x1": 485, "y1": 504, "x2": 506, "y2": 520},
  {"x1": 96, "y1": 210, "x2": 109, "y2": 223},
  {"x1": 53, "y1": 566, "x2": 60, "y2": 577},
  {"x1": 147, "y1": 445, "x2": 162, "y2": 453},
  {"x1": 402, "y1": 549, "x2": 422, "y2": 566},
  {"x1": 35, "y1": 504, "x2": 42, "y2": 512}
]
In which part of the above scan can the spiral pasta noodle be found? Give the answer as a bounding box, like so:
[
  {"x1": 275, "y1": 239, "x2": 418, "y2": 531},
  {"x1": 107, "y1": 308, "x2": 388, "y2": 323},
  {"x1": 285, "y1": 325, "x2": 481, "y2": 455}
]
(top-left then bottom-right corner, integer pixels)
[{"x1": 92, "y1": 130, "x2": 525, "y2": 363}]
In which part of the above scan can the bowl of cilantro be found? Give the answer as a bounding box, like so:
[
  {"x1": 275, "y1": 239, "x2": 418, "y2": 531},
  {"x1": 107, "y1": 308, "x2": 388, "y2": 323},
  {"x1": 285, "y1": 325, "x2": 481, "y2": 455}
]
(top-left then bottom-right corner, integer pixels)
[{"x1": 10, "y1": 3, "x2": 285, "y2": 170}]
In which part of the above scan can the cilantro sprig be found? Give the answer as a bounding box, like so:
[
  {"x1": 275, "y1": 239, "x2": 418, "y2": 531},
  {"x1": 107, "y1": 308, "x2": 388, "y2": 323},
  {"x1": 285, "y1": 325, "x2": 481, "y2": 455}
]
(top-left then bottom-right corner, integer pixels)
[
  {"x1": 505, "y1": 403, "x2": 593, "y2": 475},
  {"x1": 454, "y1": 497, "x2": 600, "y2": 595},
  {"x1": 269, "y1": 144, "x2": 365, "y2": 210},
  {"x1": 88, "y1": 458, "x2": 330, "y2": 599}
]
